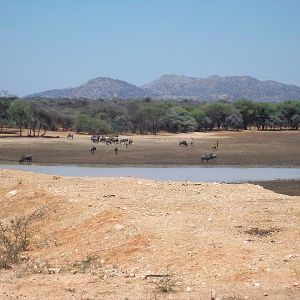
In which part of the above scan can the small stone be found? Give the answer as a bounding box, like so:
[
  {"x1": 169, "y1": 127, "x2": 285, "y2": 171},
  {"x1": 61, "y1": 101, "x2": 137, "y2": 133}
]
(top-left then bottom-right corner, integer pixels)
[
  {"x1": 7, "y1": 190, "x2": 18, "y2": 197},
  {"x1": 263, "y1": 293, "x2": 268, "y2": 296},
  {"x1": 253, "y1": 282, "x2": 261, "y2": 287},
  {"x1": 293, "y1": 282, "x2": 299, "y2": 287},
  {"x1": 186, "y1": 286, "x2": 192, "y2": 292}
]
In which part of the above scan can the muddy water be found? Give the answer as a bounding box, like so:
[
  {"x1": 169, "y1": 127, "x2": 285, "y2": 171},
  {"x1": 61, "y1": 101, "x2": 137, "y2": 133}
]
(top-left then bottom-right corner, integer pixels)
[{"x1": 1, "y1": 164, "x2": 300, "y2": 183}]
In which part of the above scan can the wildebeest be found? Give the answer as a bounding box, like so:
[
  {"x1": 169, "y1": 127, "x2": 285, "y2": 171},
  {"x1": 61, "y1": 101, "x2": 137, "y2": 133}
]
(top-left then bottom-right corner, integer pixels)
[
  {"x1": 128, "y1": 139, "x2": 133, "y2": 146},
  {"x1": 120, "y1": 138, "x2": 129, "y2": 144},
  {"x1": 114, "y1": 147, "x2": 118, "y2": 155},
  {"x1": 111, "y1": 137, "x2": 119, "y2": 144},
  {"x1": 67, "y1": 133, "x2": 73, "y2": 139},
  {"x1": 19, "y1": 155, "x2": 32, "y2": 163},
  {"x1": 201, "y1": 153, "x2": 217, "y2": 162},
  {"x1": 179, "y1": 140, "x2": 188, "y2": 146},
  {"x1": 90, "y1": 146, "x2": 96, "y2": 153},
  {"x1": 91, "y1": 135, "x2": 100, "y2": 143}
]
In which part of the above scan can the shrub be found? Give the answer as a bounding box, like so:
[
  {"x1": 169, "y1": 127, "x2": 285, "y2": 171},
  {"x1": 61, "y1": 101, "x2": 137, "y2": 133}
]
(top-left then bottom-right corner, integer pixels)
[{"x1": 0, "y1": 206, "x2": 49, "y2": 268}]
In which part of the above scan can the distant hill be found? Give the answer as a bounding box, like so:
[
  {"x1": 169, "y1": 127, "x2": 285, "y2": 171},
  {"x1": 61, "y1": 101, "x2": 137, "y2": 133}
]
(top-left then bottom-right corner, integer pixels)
[
  {"x1": 143, "y1": 74, "x2": 300, "y2": 102},
  {"x1": 31, "y1": 77, "x2": 154, "y2": 100},
  {"x1": 30, "y1": 75, "x2": 300, "y2": 102}
]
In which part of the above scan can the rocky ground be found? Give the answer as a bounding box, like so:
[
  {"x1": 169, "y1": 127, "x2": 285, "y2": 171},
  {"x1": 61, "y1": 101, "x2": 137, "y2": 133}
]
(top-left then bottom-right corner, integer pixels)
[{"x1": 0, "y1": 169, "x2": 299, "y2": 299}]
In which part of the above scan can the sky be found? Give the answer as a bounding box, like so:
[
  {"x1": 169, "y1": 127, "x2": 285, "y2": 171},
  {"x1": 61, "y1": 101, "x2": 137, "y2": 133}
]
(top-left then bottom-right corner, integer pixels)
[{"x1": 1, "y1": 0, "x2": 300, "y2": 96}]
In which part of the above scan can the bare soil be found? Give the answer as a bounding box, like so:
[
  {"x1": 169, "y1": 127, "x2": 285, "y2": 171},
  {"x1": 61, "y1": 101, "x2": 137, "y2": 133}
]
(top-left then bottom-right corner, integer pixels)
[
  {"x1": 0, "y1": 170, "x2": 299, "y2": 300},
  {"x1": 0, "y1": 130, "x2": 299, "y2": 299}
]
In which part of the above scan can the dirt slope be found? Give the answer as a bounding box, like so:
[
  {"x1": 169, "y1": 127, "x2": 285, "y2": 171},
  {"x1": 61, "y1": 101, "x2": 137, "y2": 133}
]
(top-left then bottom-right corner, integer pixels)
[{"x1": 0, "y1": 169, "x2": 299, "y2": 299}]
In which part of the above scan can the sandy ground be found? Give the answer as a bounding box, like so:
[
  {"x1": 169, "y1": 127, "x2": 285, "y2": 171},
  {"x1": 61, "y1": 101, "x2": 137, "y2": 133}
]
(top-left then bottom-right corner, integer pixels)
[{"x1": 0, "y1": 169, "x2": 299, "y2": 300}]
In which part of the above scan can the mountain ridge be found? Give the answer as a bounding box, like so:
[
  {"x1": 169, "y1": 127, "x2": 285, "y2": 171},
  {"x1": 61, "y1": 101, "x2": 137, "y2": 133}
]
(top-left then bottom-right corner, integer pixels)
[{"x1": 29, "y1": 75, "x2": 300, "y2": 102}]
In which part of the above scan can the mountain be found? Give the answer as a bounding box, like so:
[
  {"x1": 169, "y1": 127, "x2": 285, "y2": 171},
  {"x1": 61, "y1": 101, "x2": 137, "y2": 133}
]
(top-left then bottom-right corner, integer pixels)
[
  {"x1": 31, "y1": 77, "x2": 154, "y2": 100},
  {"x1": 31, "y1": 75, "x2": 300, "y2": 102},
  {"x1": 142, "y1": 74, "x2": 300, "y2": 102}
]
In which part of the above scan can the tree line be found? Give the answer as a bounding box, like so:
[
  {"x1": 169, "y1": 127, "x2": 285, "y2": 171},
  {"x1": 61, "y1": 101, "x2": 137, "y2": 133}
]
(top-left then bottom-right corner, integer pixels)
[{"x1": 0, "y1": 97, "x2": 299, "y2": 136}]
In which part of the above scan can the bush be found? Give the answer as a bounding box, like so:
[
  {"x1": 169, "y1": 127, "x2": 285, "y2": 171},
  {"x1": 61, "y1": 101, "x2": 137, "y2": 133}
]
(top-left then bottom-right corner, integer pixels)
[{"x1": 0, "y1": 206, "x2": 49, "y2": 268}]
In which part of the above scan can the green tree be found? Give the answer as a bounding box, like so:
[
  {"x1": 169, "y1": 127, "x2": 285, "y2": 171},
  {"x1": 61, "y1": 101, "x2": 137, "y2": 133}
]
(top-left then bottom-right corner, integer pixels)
[
  {"x1": 278, "y1": 100, "x2": 300, "y2": 129},
  {"x1": 0, "y1": 98, "x2": 14, "y2": 132},
  {"x1": 163, "y1": 107, "x2": 197, "y2": 133},
  {"x1": 254, "y1": 102, "x2": 275, "y2": 130},
  {"x1": 225, "y1": 110, "x2": 243, "y2": 130},
  {"x1": 141, "y1": 102, "x2": 169, "y2": 134},
  {"x1": 76, "y1": 114, "x2": 111, "y2": 134},
  {"x1": 7, "y1": 100, "x2": 31, "y2": 136},
  {"x1": 189, "y1": 108, "x2": 207, "y2": 131},
  {"x1": 204, "y1": 102, "x2": 231, "y2": 129},
  {"x1": 233, "y1": 99, "x2": 257, "y2": 130}
]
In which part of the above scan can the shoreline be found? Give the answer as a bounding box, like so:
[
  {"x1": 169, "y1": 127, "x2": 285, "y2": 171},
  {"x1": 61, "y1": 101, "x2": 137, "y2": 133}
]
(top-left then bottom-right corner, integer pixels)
[{"x1": 1, "y1": 164, "x2": 299, "y2": 196}]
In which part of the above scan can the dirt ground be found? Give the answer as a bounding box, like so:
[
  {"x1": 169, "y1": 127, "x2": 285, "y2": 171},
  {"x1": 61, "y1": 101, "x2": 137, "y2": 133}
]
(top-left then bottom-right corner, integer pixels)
[
  {"x1": 0, "y1": 130, "x2": 299, "y2": 166},
  {"x1": 0, "y1": 130, "x2": 299, "y2": 299},
  {"x1": 0, "y1": 169, "x2": 299, "y2": 300}
]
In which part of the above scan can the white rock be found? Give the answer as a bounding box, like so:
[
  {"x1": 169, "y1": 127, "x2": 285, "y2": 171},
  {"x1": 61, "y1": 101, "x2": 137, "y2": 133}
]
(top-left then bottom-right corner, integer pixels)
[{"x1": 7, "y1": 190, "x2": 18, "y2": 197}]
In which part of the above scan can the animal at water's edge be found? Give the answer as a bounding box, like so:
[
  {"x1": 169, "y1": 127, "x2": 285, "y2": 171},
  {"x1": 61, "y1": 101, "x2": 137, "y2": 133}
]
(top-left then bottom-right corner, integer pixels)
[
  {"x1": 201, "y1": 153, "x2": 217, "y2": 162},
  {"x1": 67, "y1": 133, "x2": 74, "y2": 139},
  {"x1": 190, "y1": 138, "x2": 194, "y2": 146},
  {"x1": 114, "y1": 147, "x2": 118, "y2": 155},
  {"x1": 19, "y1": 155, "x2": 32, "y2": 163},
  {"x1": 179, "y1": 140, "x2": 188, "y2": 147}
]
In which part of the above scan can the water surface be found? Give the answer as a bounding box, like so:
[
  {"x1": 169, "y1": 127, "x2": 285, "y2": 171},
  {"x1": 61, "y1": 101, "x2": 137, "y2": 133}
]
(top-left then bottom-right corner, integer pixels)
[{"x1": 1, "y1": 164, "x2": 300, "y2": 183}]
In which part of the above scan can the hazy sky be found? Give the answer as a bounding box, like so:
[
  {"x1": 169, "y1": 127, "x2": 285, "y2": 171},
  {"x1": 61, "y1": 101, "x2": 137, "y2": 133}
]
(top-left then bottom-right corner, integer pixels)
[{"x1": 1, "y1": 0, "x2": 300, "y2": 96}]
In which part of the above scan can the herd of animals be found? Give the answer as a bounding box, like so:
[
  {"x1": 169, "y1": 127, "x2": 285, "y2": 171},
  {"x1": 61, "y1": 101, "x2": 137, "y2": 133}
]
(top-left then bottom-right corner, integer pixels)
[{"x1": 19, "y1": 134, "x2": 219, "y2": 164}]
